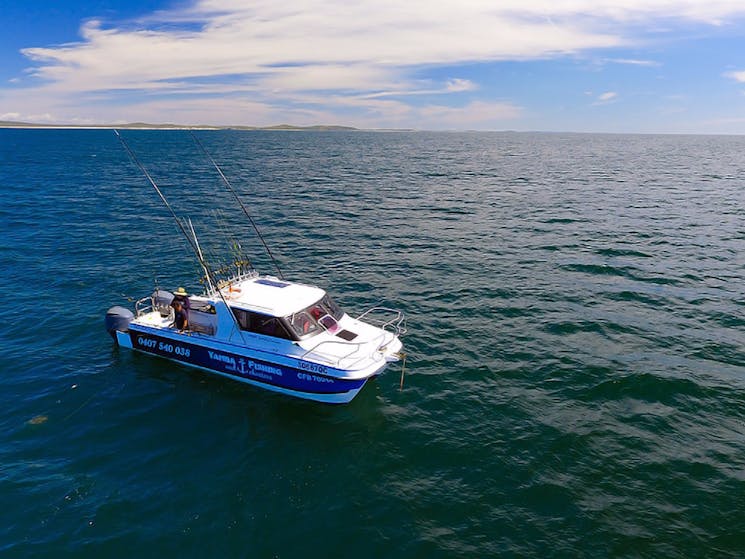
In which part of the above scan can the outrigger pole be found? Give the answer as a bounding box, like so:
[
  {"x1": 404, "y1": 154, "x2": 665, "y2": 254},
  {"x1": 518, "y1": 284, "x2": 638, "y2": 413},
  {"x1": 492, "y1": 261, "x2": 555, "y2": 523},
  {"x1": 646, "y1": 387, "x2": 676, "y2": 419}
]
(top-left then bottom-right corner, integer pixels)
[{"x1": 189, "y1": 130, "x2": 285, "y2": 280}]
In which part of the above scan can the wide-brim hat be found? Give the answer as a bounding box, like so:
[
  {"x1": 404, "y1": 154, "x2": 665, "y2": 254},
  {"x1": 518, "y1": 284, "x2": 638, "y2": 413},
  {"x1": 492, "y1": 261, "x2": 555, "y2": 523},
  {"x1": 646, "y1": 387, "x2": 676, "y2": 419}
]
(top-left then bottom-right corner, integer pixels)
[{"x1": 174, "y1": 287, "x2": 188, "y2": 296}]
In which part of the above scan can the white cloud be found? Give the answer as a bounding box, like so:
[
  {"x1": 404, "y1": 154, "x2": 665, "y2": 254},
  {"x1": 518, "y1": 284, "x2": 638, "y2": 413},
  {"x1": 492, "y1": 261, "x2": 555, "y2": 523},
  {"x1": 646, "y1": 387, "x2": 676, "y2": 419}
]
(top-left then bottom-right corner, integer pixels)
[
  {"x1": 1, "y1": 112, "x2": 59, "y2": 123},
  {"x1": 446, "y1": 79, "x2": 477, "y2": 92},
  {"x1": 4, "y1": 1, "x2": 745, "y2": 127},
  {"x1": 724, "y1": 70, "x2": 745, "y2": 82},
  {"x1": 593, "y1": 91, "x2": 619, "y2": 105},
  {"x1": 605, "y1": 58, "x2": 661, "y2": 66}
]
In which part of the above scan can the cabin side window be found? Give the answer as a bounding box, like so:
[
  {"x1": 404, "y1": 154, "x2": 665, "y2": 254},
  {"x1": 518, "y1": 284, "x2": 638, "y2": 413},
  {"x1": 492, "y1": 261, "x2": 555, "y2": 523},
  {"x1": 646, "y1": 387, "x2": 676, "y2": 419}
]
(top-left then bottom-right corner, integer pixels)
[
  {"x1": 232, "y1": 307, "x2": 252, "y2": 331},
  {"x1": 231, "y1": 308, "x2": 296, "y2": 340}
]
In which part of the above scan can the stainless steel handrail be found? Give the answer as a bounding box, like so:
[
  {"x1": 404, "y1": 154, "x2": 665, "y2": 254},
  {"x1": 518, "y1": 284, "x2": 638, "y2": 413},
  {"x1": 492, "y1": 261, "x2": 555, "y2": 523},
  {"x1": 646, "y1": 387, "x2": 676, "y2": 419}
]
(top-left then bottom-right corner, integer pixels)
[
  {"x1": 135, "y1": 296, "x2": 154, "y2": 317},
  {"x1": 135, "y1": 295, "x2": 174, "y2": 320},
  {"x1": 300, "y1": 338, "x2": 365, "y2": 366},
  {"x1": 356, "y1": 307, "x2": 407, "y2": 336}
]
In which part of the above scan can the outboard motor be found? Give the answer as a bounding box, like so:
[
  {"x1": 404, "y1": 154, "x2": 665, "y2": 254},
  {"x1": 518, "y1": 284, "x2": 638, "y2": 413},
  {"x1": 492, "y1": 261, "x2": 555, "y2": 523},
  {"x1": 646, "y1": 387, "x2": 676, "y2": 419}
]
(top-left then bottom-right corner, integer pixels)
[{"x1": 104, "y1": 306, "x2": 134, "y2": 342}]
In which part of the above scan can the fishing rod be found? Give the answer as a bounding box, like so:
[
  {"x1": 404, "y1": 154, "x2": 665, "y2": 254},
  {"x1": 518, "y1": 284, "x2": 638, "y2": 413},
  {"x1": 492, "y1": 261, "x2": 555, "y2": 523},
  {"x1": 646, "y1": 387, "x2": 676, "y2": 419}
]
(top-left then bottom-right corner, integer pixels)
[
  {"x1": 114, "y1": 129, "x2": 217, "y2": 290},
  {"x1": 189, "y1": 129, "x2": 285, "y2": 279}
]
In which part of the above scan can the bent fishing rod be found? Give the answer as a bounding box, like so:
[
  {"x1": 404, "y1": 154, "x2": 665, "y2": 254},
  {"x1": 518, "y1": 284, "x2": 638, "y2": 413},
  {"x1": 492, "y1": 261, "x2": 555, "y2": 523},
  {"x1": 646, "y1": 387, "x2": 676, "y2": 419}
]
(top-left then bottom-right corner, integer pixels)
[{"x1": 189, "y1": 130, "x2": 284, "y2": 280}]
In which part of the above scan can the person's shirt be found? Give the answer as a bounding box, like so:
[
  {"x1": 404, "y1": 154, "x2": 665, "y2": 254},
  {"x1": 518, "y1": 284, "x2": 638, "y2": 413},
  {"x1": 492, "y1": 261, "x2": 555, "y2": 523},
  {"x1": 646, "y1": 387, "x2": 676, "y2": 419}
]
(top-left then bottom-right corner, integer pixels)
[{"x1": 172, "y1": 294, "x2": 191, "y2": 313}]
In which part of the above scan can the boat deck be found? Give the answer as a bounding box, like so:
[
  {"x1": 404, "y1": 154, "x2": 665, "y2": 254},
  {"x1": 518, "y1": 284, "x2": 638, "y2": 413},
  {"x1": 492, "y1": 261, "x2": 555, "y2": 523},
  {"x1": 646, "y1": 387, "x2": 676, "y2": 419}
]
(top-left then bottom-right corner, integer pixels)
[{"x1": 136, "y1": 310, "x2": 175, "y2": 328}]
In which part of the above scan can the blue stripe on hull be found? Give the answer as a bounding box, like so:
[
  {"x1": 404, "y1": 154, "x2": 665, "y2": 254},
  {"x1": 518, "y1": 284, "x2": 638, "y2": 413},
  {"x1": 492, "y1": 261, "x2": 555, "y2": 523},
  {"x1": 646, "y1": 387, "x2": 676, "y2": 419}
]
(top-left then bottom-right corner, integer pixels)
[{"x1": 128, "y1": 330, "x2": 367, "y2": 398}]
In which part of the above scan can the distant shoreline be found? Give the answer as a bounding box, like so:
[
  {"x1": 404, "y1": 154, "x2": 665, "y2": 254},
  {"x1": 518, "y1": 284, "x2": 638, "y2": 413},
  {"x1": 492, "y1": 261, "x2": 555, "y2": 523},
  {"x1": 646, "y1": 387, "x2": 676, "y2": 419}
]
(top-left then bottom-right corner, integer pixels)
[
  {"x1": 2, "y1": 122, "x2": 740, "y2": 135},
  {"x1": 0, "y1": 121, "x2": 417, "y2": 132}
]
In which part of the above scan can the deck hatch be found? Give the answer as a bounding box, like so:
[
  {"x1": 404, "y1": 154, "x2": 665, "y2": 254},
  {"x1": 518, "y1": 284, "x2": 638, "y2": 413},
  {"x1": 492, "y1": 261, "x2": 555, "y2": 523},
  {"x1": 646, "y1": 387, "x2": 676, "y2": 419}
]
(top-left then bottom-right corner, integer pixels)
[{"x1": 336, "y1": 329, "x2": 358, "y2": 341}]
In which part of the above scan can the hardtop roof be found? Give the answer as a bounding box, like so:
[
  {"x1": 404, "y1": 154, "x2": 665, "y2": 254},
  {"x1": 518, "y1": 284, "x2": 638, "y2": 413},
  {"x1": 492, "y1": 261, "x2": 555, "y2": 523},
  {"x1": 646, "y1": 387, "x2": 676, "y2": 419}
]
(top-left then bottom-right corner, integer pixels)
[{"x1": 217, "y1": 276, "x2": 326, "y2": 317}]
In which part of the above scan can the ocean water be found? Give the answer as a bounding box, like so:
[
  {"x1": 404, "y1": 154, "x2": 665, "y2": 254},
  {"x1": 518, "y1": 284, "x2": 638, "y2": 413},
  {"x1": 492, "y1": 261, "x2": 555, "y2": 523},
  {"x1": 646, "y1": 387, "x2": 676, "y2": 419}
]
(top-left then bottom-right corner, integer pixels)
[{"x1": 1, "y1": 129, "x2": 744, "y2": 557}]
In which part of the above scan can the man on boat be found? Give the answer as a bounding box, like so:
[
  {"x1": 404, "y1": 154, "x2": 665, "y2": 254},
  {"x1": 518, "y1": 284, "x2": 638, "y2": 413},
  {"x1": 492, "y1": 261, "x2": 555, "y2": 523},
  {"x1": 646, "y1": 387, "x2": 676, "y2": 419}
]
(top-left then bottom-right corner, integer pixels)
[{"x1": 171, "y1": 287, "x2": 191, "y2": 331}]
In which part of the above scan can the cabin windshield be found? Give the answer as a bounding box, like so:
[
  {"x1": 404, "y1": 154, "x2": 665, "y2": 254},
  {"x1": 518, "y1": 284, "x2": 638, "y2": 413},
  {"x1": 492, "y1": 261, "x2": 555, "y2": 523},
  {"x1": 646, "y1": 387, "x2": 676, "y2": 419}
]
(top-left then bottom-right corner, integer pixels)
[
  {"x1": 320, "y1": 295, "x2": 344, "y2": 321},
  {"x1": 287, "y1": 311, "x2": 321, "y2": 338},
  {"x1": 285, "y1": 294, "x2": 346, "y2": 338}
]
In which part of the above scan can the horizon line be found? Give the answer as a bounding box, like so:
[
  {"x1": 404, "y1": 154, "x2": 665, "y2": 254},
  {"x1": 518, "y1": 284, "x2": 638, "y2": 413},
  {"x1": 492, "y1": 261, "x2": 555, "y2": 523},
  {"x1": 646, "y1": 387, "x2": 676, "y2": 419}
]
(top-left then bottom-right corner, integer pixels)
[{"x1": 1, "y1": 120, "x2": 743, "y2": 136}]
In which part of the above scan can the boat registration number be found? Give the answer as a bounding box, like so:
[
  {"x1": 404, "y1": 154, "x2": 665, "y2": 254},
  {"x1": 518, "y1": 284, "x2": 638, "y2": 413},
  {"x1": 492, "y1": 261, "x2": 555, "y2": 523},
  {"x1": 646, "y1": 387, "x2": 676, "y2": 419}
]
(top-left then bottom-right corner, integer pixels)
[
  {"x1": 298, "y1": 361, "x2": 327, "y2": 375},
  {"x1": 137, "y1": 336, "x2": 191, "y2": 357}
]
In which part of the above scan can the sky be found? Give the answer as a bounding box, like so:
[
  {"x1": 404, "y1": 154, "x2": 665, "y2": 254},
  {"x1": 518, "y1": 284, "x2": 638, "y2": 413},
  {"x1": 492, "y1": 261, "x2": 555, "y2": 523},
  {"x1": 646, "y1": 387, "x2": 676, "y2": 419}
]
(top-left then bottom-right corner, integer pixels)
[{"x1": 2, "y1": 0, "x2": 745, "y2": 132}]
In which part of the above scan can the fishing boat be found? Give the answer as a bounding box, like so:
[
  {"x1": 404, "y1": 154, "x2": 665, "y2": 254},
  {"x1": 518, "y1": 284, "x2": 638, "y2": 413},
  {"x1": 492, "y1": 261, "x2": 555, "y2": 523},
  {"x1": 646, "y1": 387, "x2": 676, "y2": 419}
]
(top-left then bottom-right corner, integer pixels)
[{"x1": 104, "y1": 131, "x2": 406, "y2": 404}]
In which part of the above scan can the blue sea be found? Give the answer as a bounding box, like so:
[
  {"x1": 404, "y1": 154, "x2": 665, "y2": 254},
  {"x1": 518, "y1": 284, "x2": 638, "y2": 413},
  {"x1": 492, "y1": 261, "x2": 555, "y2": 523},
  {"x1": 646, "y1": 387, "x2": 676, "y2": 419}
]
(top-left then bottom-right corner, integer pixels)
[{"x1": 1, "y1": 129, "x2": 744, "y2": 557}]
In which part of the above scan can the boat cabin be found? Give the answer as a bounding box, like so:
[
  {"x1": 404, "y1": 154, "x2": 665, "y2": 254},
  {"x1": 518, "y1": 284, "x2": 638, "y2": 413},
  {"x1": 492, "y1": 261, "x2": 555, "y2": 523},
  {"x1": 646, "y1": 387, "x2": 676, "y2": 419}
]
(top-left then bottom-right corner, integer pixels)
[{"x1": 201, "y1": 276, "x2": 349, "y2": 343}]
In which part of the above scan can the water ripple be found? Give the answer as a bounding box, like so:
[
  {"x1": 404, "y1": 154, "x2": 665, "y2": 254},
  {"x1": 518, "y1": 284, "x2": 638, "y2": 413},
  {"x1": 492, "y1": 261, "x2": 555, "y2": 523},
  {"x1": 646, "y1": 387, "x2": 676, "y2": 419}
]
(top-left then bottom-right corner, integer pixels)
[{"x1": 1, "y1": 130, "x2": 744, "y2": 557}]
